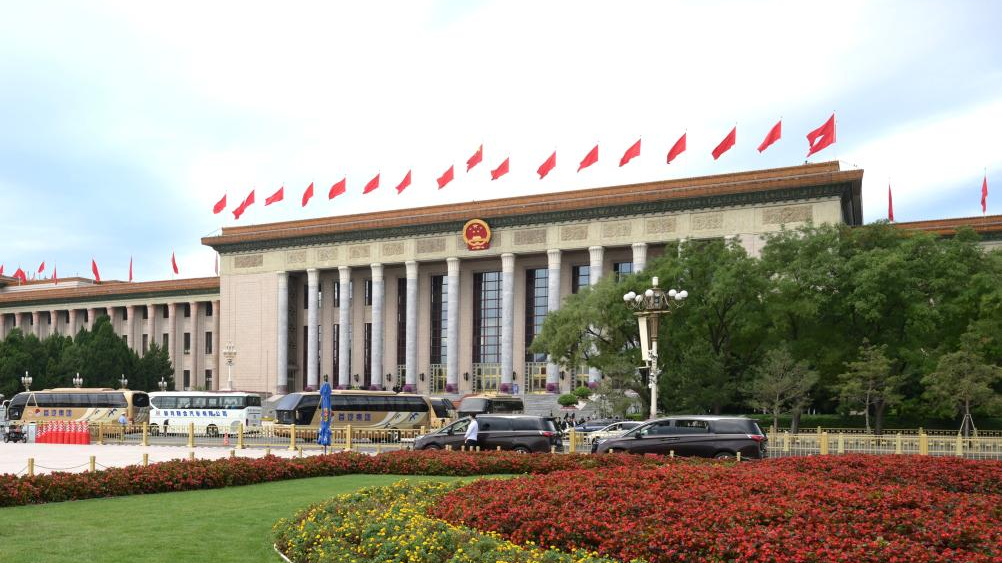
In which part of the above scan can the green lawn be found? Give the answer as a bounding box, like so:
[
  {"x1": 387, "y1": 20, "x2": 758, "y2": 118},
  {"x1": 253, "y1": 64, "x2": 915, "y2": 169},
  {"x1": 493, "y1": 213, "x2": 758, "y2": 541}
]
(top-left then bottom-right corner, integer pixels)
[{"x1": 0, "y1": 474, "x2": 469, "y2": 563}]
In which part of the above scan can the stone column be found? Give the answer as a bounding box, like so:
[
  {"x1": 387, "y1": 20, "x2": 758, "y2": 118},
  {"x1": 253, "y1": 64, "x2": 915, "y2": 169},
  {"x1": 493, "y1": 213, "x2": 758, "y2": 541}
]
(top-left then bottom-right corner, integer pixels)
[
  {"x1": 546, "y1": 250, "x2": 562, "y2": 391},
  {"x1": 632, "y1": 242, "x2": 648, "y2": 273},
  {"x1": 167, "y1": 303, "x2": 179, "y2": 389},
  {"x1": 126, "y1": 305, "x2": 136, "y2": 350},
  {"x1": 588, "y1": 246, "x2": 604, "y2": 385},
  {"x1": 500, "y1": 253, "x2": 515, "y2": 392},
  {"x1": 338, "y1": 267, "x2": 352, "y2": 388},
  {"x1": 146, "y1": 304, "x2": 156, "y2": 355},
  {"x1": 87, "y1": 308, "x2": 97, "y2": 330},
  {"x1": 446, "y1": 257, "x2": 460, "y2": 393},
  {"x1": 306, "y1": 269, "x2": 320, "y2": 390},
  {"x1": 68, "y1": 309, "x2": 78, "y2": 337},
  {"x1": 276, "y1": 272, "x2": 289, "y2": 395},
  {"x1": 189, "y1": 302, "x2": 201, "y2": 388},
  {"x1": 32, "y1": 311, "x2": 41, "y2": 339},
  {"x1": 370, "y1": 264, "x2": 384, "y2": 390},
  {"x1": 212, "y1": 300, "x2": 221, "y2": 391},
  {"x1": 404, "y1": 261, "x2": 418, "y2": 391},
  {"x1": 49, "y1": 310, "x2": 59, "y2": 336}
]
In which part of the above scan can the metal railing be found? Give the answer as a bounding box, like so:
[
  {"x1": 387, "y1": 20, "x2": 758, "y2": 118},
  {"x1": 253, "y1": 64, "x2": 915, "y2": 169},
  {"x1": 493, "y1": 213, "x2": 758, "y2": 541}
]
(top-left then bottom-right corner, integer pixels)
[{"x1": 767, "y1": 430, "x2": 1002, "y2": 460}]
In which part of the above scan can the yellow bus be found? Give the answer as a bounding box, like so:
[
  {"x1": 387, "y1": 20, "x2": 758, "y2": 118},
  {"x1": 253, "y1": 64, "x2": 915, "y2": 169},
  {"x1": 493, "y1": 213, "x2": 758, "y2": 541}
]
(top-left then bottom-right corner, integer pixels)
[
  {"x1": 5, "y1": 388, "x2": 151, "y2": 425},
  {"x1": 457, "y1": 393, "x2": 524, "y2": 417},
  {"x1": 273, "y1": 390, "x2": 436, "y2": 431}
]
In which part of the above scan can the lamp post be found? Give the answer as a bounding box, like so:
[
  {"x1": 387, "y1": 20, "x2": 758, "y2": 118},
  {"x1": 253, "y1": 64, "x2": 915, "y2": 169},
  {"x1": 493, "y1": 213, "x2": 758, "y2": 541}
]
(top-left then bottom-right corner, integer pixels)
[
  {"x1": 223, "y1": 342, "x2": 237, "y2": 391},
  {"x1": 21, "y1": 371, "x2": 32, "y2": 391},
  {"x1": 158, "y1": 377, "x2": 168, "y2": 392},
  {"x1": 623, "y1": 276, "x2": 687, "y2": 420},
  {"x1": 119, "y1": 375, "x2": 129, "y2": 389},
  {"x1": 72, "y1": 373, "x2": 83, "y2": 388}
]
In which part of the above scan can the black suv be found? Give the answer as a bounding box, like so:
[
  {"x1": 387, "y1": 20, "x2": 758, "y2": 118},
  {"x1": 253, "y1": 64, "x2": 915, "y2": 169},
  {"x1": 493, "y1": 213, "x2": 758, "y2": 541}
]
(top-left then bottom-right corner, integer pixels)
[
  {"x1": 414, "y1": 415, "x2": 562, "y2": 453},
  {"x1": 592, "y1": 416, "x2": 767, "y2": 459}
]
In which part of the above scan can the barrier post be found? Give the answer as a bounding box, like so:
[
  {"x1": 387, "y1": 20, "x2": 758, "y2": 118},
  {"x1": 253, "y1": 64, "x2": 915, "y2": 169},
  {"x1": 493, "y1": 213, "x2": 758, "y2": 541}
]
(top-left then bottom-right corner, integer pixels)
[
  {"x1": 895, "y1": 433, "x2": 902, "y2": 454},
  {"x1": 298, "y1": 446, "x2": 303, "y2": 458},
  {"x1": 142, "y1": 422, "x2": 149, "y2": 447},
  {"x1": 568, "y1": 429, "x2": 576, "y2": 454},
  {"x1": 230, "y1": 449, "x2": 236, "y2": 458},
  {"x1": 736, "y1": 451, "x2": 742, "y2": 462},
  {"x1": 265, "y1": 447, "x2": 271, "y2": 456},
  {"x1": 445, "y1": 445, "x2": 452, "y2": 451},
  {"x1": 28, "y1": 458, "x2": 34, "y2": 477},
  {"x1": 289, "y1": 424, "x2": 297, "y2": 451},
  {"x1": 551, "y1": 445, "x2": 556, "y2": 454},
  {"x1": 98, "y1": 422, "x2": 104, "y2": 445},
  {"x1": 345, "y1": 425, "x2": 353, "y2": 452},
  {"x1": 143, "y1": 453, "x2": 149, "y2": 467},
  {"x1": 187, "y1": 423, "x2": 195, "y2": 449},
  {"x1": 955, "y1": 434, "x2": 964, "y2": 457},
  {"x1": 783, "y1": 431, "x2": 790, "y2": 453},
  {"x1": 670, "y1": 450, "x2": 675, "y2": 458},
  {"x1": 237, "y1": 423, "x2": 245, "y2": 450},
  {"x1": 819, "y1": 432, "x2": 829, "y2": 455},
  {"x1": 919, "y1": 432, "x2": 929, "y2": 456},
  {"x1": 188, "y1": 451, "x2": 195, "y2": 461},
  {"x1": 89, "y1": 456, "x2": 96, "y2": 473},
  {"x1": 837, "y1": 433, "x2": 845, "y2": 454},
  {"x1": 420, "y1": 425, "x2": 426, "y2": 436}
]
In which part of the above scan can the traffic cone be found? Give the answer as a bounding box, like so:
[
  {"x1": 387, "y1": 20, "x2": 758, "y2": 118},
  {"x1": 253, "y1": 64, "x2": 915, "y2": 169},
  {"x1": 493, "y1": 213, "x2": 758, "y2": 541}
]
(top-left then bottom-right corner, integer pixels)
[
  {"x1": 37, "y1": 423, "x2": 47, "y2": 444},
  {"x1": 83, "y1": 422, "x2": 91, "y2": 445},
  {"x1": 74, "y1": 422, "x2": 84, "y2": 444},
  {"x1": 58, "y1": 422, "x2": 67, "y2": 444}
]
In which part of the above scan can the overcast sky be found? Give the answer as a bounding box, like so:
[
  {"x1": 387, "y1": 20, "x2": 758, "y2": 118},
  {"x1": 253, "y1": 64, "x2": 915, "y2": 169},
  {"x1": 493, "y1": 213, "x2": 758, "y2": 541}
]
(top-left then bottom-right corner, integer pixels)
[{"x1": 1, "y1": 0, "x2": 1000, "y2": 281}]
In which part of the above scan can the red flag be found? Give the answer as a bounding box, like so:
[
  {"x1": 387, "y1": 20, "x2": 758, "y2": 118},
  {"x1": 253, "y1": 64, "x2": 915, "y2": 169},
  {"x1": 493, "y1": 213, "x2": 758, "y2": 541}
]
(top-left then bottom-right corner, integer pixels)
[
  {"x1": 38, "y1": 261, "x2": 45, "y2": 274},
  {"x1": 538, "y1": 151, "x2": 556, "y2": 179},
  {"x1": 467, "y1": 145, "x2": 483, "y2": 171},
  {"x1": 232, "y1": 190, "x2": 255, "y2": 220},
  {"x1": 171, "y1": 252, "x2": 179, "y2": 275},
  {"x1": 329, "y1": 178, "x2": 346, "y2": 199},
  {"x1": 888, "y1": 184, "x2": 895, "y2": 222},
  {"x1": 620, "y1": 139, "x2": 641, "y2": 167},
  {"x1": 53, "y1": 265, "x2": 57, "y2": 284},
  {"x1": 491, "y1": 158, "x2": 510, "y2": 180},
  {"x1": 129, "y1": 256, "x2": 133, "y2": 282},
  {"x1": 363, "y1": 174, "x2": 380, "y2": 194},
  {"x1": 395, "y1": 170, "x2": 412, "y2": 194},
  {"x1": 0, "y1": 264, "x2": 4, "y2": 277},
  {"x1": 806, "y1": 113, "x2": 836, "y2": 157},
  {"x1": 757, "y1": 120, "x2": 782, "y2": 153},
  {"x1": 301, "y1": 182, "x2": 314, "y2": 207},
  {"x1": 212, "y1": 194, "x2": 227, "y2": 214},
  {"x1": 667, "y1": 133, "x2": 687, "y2": 164},
  {"x1": 712, "y1": 127, "x2": 736, "y2": 160},
  {"x1": 437, "y1": 165, "x2": 455, "y2": 189},
  {"x1": 578, "y1": 145, "x2": 599, "y2": 172},
  {"x1": 91, "y1": 259, "x2": 101, "y2": 283},
  {"x1": 13, "y1": 267, "x2": 27, "y2": 283},
  {"x1": 265, "y1": 186, "x2": 284, "y2": 206},
  {"x1": 983, "y1": 174, "x2": 989, "y2": 214}
]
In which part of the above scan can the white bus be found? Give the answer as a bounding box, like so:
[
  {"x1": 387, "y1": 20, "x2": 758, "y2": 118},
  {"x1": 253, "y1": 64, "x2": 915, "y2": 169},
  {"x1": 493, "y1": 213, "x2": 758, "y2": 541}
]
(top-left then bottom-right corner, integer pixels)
[{"x1": 148, "y1": 391, "x2": 262, "y2": 436}]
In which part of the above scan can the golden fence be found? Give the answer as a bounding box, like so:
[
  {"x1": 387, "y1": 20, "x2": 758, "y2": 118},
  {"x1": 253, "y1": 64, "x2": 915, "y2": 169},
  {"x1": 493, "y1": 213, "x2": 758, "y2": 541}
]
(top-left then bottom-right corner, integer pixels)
[{"x1": 767, "y1": 430, "x2": 1002, "y2": 460}]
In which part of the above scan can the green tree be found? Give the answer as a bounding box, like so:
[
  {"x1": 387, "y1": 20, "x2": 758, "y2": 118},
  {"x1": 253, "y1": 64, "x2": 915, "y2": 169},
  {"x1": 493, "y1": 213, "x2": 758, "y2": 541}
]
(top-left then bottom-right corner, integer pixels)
[
  {"x1": 135, "y1": 343, "x2": 175, "y2": 391},
  {"x1": 75, "y1": 316, "x2": 139, "y2": 389},
  {"x1": 745, "y1": 346, "x2": 819, "y2": 432},
  {"x1": 837, "y1": 342, "x2": 905, "y2": 434},
  {"x1": 921, "y1": 341, "x2": 1002, "y2": 436}
]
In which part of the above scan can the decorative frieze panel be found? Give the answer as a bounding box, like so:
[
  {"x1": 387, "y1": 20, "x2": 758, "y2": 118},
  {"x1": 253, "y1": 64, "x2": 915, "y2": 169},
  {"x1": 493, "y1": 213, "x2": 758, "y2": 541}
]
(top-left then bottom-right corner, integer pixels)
[
  {"x1": 560, "y1": 225, "x2": 589, "y2": 241},
  {"x1": 513, "y1": 228, "x2": 547, "y2": 246},
  {"x1": 382, "y1": 241, "x2": 405, "y2": 257},
  {"x1": 317, "y1": 248, "x2": 338, "y2": 261},
  {"x1": 646, "y1": 217, "x2": 677, "y2": 234},
  {"x1": 601, "y1": 221, "x2": 632, "y2": 238},
  {"x1": 233, "y1": 254, "x2": 264, "y2": 269},
  {"x1": 286, "y1": 250, "x2": 307, "y2": 265},
  {"x1": 416, "y1": 238, "x2": 446, "y2": 254},
  {"x1": 763, "y1": 205, "x2": 813, "y2": 225},
  {"x1": 692, "y1": 213, "x2": 723, "y2": 231},
  {"x1": 349, "y1": 245, "x2": 371, "y2": 260}
]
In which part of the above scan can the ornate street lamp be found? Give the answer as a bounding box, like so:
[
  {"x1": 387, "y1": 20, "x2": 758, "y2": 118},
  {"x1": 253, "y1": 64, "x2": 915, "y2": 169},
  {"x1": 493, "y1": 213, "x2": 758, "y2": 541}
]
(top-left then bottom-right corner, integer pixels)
[
  {"x1": 623, "y1": 276, "x2": 687, "y2": 420},
  {"x1": 223, "y1": 342, "x2": 237, "y2": 391},
  {"x1": 21, "y1": 371, "x2": 32, "y2": 391},
  {"x1": 119, "y1": 375, "x2": 129, "y2": 389},
  {"x1": 72, "y1": 373, "x2": 83, "y2": 388},
  {"x1": 158, "y1": 377, "x2": 168, "y2": 392}
]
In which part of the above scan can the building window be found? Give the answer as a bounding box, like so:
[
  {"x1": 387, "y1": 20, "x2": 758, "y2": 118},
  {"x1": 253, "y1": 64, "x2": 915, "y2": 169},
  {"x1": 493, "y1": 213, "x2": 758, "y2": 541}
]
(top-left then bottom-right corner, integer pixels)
[
  {"x1": 205, "y1": 370, "x2": 213, "y2": 389},
  {"x1": 205, "y1": 302, "x2": 213, "y2": 317},
  {"x1": 183, "y1": 370, "x2": 191, "y2": 389},
  {"x1": 333, "y1": 281, "x2": 340, "y2": 308},
  {"x1": 571, "y1": 265, "x2": 590, "y2": 294},
  {"x1": 142, "y1": 334, "x2": 148, "y2": 353},
  {"x1": 123, "y1": 308, "x2": 128, "y2": 321},
  {"x1": 525, "y1": 269, "x2": 548, "y2": 362},
  {"x1": 184, "y1": 304, "x2": 191, "y2": 318},
  {"x1": 613, "y1": 261, "x2": 633, "y2": 282},
  {"x1": 205, "y1": 331, "x2": 213, "y2": 354},
  {"x1": 162, "y1": 306, "x2": 169, "y2": 319},
  {"x1": 396, "y1": 279, "x2": 407, "y2": 365},
  {"x1": 304, "y1": 284, "x2": 309, "y2": 309},
  {"x1": 142, "y1": 307, "x2": 148, "y2": 320},
  {"x1": 162, "y1": 334, "x2": 169, "y2": 349},
  {"x1": 364, "y1": 322, "x2": 372, "y2": 387},
  {"x1": 430, "y1": 275, "x2": 448, "y2": 364},
  {"x1": 183, "y1": 332, "x2": 191, "y2": 354},
  {"x1": 302, "y1": 326, "x2": 308, "y2": 385},
  {"x1": 332, "y1": 324, "x2": 340, "y2": 381},
  {"x1": 364, "y1": 279, "x2": 373, "y2": 306},
  {"x1": 48, "y1": 313, "x2": 53, "y2": 325},
  {"x1": 122, "y1": 335, "x2": 128, "y2": 344},
  {"x1": 473, "y1": 271, "x2": 502, "y2": 363}
]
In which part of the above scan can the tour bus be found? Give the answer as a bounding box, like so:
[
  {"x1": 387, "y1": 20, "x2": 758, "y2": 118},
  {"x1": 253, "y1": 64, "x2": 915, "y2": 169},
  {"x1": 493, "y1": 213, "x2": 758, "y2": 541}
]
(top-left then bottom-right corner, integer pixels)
[
  {"x1": 457, "y1": 394, "x2": 524, "y2": 418},
  {"x1": 148, "y1": 391, "x2": 263, "y2": 436},
  {"x1": 430, "y1": 397, "x2": 458, "y2": 429},
  {"x1": 4, "y1": 388, "x2": 151, "y2": 425},
  {"x1": 273, "y1": 389, "x2": 435, "y2": 431}
]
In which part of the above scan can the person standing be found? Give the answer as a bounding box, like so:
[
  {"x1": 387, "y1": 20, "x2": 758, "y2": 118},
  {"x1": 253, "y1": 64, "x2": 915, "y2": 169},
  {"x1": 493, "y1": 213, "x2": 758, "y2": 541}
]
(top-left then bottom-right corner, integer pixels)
[{"x1": 463, "y1": 414, "x2": 479, "y2": 451}]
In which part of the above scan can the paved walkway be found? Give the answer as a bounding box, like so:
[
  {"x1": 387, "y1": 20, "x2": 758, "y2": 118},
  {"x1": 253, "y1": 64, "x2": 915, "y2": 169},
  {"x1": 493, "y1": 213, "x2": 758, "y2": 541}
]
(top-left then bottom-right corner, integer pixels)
[{"x1": 0, "y1": 443, "x2": 327, "y2": 476}]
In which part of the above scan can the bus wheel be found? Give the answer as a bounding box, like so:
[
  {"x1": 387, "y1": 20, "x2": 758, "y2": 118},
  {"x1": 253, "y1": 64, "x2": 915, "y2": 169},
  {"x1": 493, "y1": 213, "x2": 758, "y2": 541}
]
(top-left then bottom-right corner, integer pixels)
[
  {"x1": 206, "y1": 425, "x2": 219, "y2": 438},
  {"x1": 149, "y1": 424, "x2": 160, "y2": 436}
]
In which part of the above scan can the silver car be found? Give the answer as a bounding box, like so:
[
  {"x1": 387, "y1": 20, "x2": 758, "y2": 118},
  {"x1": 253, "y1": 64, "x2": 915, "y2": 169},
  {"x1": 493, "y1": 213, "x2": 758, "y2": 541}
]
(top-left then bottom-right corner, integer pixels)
[{"x1": 587, "y1": 421, "x2": 642, "y2": 444}]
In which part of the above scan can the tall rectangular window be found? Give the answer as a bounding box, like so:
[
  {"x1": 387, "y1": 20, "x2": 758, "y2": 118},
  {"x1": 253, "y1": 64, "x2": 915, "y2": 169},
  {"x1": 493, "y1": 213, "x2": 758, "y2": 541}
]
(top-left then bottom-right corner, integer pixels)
[
  {"x1": 430, "y1": 275, "x2": 448, "y2": 364},
  {"x1": 162, "y1": 306, "x2": 169, "y2": 319},
  {"x1": 333, "y1": 281, "x2": 340, "y2": 308},
  {"x1": 571, "y1": 265, "x2": 590, "y2": 294},
  {"x1": 162, "y1": 334, "x2": 169, "y2": 349},
  {"x1": 142, "y1": 334, "x2": 148, "y2": 353},
  {"x1": 183, "y1": 332, "x2": 191, "y2": 353},
  {"x1": 123, "y1": 308, "x2": 128, "y2": 321},
  {"x1": 396, "y1": 280, "x2": 407, "y2": 365},
  {"x1": 473, "y1": 271, "x2": 502, "y2": 363},
  {"x1": 205, "y1": 370, "x2": 213, "y2": 389},
  {"x1": 364, "y1": 279, "x2": 373, "y2": 306},
  {"x1": 363, "y1": 323, "x2": 372, "y2": 387},
  {"x1": 302, "y1": 326, "x2": 308, "y2": 384},
  {"x1": 184, "y1": 304, "x2": 191, "y2": 318},
  {"x1": 142, "y1": 307, "x2": 148, "y2": 320},
  {"x1": 303, "y1": 284, "x2": 309, "y2": 309},
  {"x1": 613, "y1": 261, "x2": 633, "y2": 282},
  {"x1": 205, "y1": 331, "x2": 213, "y2": 354},
  {"x1": 205, "y1": 302, "x2": 213, "y2": 317},
  {"x1": 183, "y1": 370, "x2": 191, "y2": 389},
  {"x1": 524, "y1": 269, "x2": 548, "y2": 362},
  {"x1": 332, "y1": 324, "x2": 340, "y2": 382}
]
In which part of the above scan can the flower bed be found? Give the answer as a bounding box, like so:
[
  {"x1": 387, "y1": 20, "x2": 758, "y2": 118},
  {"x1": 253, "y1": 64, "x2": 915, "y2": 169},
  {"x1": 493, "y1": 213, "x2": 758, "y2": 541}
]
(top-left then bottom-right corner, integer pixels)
[
  {"x1": 430, "y1": 455, "x2": 1002, "y2": 563},
  {"x1": 273, "y1": 480, "x2": 629, "y2": 563},
  {"x1": 0, "y1": 450, "x2": 666, "y2": 508}
]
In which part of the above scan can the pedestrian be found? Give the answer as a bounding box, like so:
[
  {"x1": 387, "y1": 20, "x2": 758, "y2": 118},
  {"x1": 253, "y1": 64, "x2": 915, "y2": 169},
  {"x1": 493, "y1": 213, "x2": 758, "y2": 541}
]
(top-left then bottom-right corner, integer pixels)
[
  {"x1": 463, "y1": 413, "x2": 479, "y2": 451},
  {"x1": 163, "y1": 418, "x2": 170, "y2": 436}
]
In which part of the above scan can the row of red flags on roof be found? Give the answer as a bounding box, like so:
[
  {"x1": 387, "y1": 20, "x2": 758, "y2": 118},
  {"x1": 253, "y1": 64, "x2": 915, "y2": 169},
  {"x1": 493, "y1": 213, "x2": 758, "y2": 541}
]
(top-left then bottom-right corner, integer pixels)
[
  {"x1": 213, "y1": 114, "x2": 839, "y2": 219},
  {"x1": 1, "y1": 252, "x2": 200, "y2": 286},
  {"x1": 887, "y1": 175, "x2": 989, "y2": 222}
]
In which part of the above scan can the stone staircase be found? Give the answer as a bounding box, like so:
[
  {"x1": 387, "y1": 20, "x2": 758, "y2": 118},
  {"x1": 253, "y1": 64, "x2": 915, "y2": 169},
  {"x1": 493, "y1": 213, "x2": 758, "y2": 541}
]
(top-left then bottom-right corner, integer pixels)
[{"x1": 522, "y1": 393, "x2": 602, "y2": 419}]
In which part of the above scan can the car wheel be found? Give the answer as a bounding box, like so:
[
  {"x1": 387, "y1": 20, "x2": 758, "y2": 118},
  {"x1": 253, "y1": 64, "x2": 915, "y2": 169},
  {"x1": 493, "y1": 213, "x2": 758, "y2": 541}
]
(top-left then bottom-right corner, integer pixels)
[
  {"x1": 714, "y1": 451, "x2": 736, "y2": 460},
  {"x1": 513, "y1": 446, "x2": 531, "y2": 454},
  {"x1": 422, "y1": 444, "x2": 442, "y2": 450},
  {"x1": 206, "y1": 425, "x2": 219, "y2": 438}
]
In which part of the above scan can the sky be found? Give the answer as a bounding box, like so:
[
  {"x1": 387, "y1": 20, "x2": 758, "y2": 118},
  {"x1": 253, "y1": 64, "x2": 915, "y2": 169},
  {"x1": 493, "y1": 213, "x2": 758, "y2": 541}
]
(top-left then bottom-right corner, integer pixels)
[{"x1": 1, "y1": 0, "x2": 1000, "y2": 281}]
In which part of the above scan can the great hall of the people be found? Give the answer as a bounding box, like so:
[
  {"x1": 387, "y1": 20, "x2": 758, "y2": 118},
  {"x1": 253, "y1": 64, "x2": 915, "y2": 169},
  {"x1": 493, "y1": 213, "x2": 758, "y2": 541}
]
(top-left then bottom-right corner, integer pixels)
[{"x1": 2, "y1": 162, "x2": 999, "y2": 401}]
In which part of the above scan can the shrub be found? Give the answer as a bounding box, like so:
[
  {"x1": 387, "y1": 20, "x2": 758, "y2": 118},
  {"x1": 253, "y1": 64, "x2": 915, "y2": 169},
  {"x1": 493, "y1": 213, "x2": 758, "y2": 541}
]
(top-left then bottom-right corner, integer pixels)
[
  {"x1": 557, "y1": 393, "x2": 579, "y2": 407},
  {"x1": 572, "y1": 386, "x2": 592, "y2": 399}
]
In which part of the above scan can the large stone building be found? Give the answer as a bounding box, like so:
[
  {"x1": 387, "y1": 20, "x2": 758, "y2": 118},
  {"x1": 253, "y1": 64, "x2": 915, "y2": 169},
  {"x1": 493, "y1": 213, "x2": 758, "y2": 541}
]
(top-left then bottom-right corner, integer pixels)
[{"x1": 3, "y1": 161, "x2": 997, "y2": 398}]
